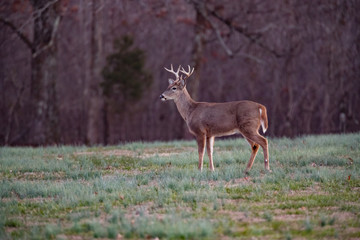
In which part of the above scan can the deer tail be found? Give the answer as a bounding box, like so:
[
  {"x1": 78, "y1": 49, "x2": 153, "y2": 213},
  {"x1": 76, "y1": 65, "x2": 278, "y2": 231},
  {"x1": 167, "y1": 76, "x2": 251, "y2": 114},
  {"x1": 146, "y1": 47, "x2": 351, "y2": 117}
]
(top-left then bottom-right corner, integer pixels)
[{"x1": 259, "y1": 106, "x2": 268, "y2": 134}]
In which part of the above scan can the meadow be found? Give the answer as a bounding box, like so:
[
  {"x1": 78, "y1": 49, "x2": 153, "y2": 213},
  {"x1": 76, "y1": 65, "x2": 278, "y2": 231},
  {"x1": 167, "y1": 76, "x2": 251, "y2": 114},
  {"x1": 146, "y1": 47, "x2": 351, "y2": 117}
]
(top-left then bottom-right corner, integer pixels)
[{"x1": 0, "y1": 133, "x2": 359, "y2": 239}]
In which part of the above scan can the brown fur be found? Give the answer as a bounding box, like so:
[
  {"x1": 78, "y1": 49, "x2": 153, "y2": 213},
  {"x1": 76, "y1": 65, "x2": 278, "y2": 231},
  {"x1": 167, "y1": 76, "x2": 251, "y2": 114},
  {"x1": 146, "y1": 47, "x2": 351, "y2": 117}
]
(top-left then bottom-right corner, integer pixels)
[{"x1": 160, "y1": 67, "x2": 270, "y2": 172}]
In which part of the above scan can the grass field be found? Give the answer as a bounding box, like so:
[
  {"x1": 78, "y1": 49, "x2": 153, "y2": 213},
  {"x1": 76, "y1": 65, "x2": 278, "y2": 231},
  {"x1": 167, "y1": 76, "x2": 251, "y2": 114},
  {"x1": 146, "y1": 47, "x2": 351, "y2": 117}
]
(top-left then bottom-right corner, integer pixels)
[{"x1": 0, "y1": 133, "x2": 359, "y2": 239}]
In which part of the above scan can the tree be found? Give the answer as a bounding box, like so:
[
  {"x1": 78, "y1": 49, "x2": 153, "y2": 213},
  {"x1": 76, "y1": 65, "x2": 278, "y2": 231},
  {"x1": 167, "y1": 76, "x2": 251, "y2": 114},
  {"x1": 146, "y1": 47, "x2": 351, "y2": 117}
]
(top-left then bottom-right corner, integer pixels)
[
  {"x1": 86, "y1": 0, "x2": 105, "y2": 145},
  {"x1": 101, "y1": 35, "x2": 152, "y2": 104},
  {"x1": 1, "y1": 0, "x2": 62, "y2": 145},
  {"x1": 101, "y1": 35, "x2": 152, "y2": 141}
]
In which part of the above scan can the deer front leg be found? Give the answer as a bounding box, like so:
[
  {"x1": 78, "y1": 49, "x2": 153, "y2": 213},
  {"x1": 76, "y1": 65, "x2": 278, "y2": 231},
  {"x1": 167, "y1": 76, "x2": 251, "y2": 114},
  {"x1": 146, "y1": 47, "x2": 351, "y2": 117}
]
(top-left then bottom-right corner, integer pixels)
[
  {"x1": 206, "y1": 136, "x2": 215, "y2": 171},
  {"x1": 196, "y1": 135, "x2": 206, "y2": 171}
]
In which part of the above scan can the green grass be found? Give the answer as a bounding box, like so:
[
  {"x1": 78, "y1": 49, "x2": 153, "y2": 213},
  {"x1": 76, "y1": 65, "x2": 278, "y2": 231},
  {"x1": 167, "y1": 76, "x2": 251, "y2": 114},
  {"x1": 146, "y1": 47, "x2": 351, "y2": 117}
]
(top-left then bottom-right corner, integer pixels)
[{"x1": 0, "y1": 133, "x2": 359, "y2": 239}]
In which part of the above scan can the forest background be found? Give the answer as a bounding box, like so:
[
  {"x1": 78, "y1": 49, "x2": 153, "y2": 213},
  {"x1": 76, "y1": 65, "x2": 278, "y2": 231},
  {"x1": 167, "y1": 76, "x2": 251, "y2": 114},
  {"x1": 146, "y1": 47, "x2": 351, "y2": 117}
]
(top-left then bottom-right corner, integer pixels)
[{"x1": 1, "y1": 0, "x2": 359, "y2": 146}]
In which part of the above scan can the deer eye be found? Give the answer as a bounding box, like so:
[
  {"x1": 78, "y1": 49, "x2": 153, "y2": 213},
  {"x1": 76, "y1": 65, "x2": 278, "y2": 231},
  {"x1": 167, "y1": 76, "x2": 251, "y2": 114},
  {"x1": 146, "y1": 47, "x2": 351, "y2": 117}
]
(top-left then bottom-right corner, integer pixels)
[{"x1": 171, "y1": 87, "x2": 177, "y2": 91}]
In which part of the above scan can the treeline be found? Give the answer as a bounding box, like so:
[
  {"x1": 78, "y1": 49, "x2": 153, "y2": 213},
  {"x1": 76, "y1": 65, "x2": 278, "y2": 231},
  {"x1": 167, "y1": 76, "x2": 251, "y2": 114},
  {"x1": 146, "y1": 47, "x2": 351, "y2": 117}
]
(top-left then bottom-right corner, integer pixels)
[{"x1": 0, "y1": 0, "x2": 359, "y2": 145}]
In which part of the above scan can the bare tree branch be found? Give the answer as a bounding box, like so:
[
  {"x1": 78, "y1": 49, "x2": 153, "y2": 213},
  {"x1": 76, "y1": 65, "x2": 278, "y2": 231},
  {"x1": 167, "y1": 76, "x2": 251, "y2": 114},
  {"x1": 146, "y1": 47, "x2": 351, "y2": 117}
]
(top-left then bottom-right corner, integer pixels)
[
  {"x1": 235, "y1": 51, "x2": 265, "y2": 64},
  {"x1": 32, "y1": 16, "x2": 61, "y2": 58},
  {"x1": 0, "y1": 17, "x2": 34, "y2": 52},
  {"x1": 188, "y1": 0, "x2": 274, "y2": 62},
  {"x1": 8, "y1": 0, "x2": 60, "y2": 40},
  {"x1": 31, "y1": 0, "x2": 60, "y2": 19},
  {"x1": 207, "y1": 8, "x2": 283, "y2": 58},
  {"x1": 0, "y1": 0, "x2": 60, "y2": 53},
  {"x1": 194, "y1": 5, "x2": 234, "y2": 57}
]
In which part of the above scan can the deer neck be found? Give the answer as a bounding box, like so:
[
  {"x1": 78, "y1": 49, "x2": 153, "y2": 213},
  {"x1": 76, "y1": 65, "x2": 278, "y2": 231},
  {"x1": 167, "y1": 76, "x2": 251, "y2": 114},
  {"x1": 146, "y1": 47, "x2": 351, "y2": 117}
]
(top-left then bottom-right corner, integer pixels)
[{"x1": 174, "y1": 88, "x2": 196, "y2": 122}]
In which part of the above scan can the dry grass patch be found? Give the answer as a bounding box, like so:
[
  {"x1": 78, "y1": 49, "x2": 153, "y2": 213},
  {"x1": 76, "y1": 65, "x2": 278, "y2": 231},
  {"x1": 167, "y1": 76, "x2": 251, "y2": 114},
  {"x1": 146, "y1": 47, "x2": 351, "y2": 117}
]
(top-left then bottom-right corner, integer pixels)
[{"x1": 74, "y1": 147, "x2": 197, "y2": 159}]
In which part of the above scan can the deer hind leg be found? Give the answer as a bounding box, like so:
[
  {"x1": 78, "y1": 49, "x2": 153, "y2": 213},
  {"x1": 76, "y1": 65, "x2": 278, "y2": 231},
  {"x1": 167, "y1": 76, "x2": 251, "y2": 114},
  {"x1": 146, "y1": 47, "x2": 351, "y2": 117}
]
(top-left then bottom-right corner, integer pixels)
[
  {"x1": 244, "y1": 138, "x2": 260, "y2": 173},
  {"x1": 243, "y1": 131, "x2": 270, "y2": 172},
  {"x1": 196, "y1": 135, "x2": 206, "y2": 171},
  {"x1": 206, "y1": 136, "x2": 215, "y2": 171}
]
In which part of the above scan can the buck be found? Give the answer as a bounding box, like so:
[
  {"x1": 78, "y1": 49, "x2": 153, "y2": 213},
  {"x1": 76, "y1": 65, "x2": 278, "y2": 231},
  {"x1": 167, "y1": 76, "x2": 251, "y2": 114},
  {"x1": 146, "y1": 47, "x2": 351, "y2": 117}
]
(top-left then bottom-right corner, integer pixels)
[{"x1": 160, "y1": 65, "x2": 270, "y2": 173}]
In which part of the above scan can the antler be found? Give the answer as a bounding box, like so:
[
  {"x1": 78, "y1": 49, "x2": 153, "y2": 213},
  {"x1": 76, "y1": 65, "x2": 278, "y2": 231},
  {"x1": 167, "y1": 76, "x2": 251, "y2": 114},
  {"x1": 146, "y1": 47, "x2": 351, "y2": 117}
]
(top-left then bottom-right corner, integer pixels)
[
  {"x1": 164, "y1": 64, "x2": 181, "y2": 80},
  {"x1": 180, "y1": 65, "x2": 194, "y2": 80}
]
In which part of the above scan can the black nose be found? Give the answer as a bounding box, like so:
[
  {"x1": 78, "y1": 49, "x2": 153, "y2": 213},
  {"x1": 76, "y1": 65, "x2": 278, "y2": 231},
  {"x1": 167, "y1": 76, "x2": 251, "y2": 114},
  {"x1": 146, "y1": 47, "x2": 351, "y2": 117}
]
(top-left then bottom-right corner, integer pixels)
[{"x1": 160, "y1": 94, "x2": 164, "y2": 99}]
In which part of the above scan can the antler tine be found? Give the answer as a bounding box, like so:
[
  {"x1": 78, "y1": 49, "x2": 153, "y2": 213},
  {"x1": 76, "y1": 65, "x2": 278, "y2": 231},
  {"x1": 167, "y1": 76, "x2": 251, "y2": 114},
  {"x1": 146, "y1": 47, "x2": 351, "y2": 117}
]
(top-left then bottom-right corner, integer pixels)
[
  {"x1": 176, "y1": 65, "x2": 181, "y2": 75},
  {"x1": 164, "y1": 64, "x2": 174, "y2": 73},
  {"x1": 164, "y1": 64, "x2": 181, "y2": 80},
  {"x1": 188, "y1": 65, "x2": 194, "y2": 75},
  {"x1": 180, "y1": 65, "x2": 194, "y2": 79}
]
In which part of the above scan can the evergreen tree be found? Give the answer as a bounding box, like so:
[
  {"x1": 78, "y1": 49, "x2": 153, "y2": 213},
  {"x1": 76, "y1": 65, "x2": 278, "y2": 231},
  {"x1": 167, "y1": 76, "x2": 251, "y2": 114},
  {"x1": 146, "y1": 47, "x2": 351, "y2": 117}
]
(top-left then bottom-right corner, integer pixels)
[{"x1": 101, "y1": 35, "x2": 152, "y2": 105}]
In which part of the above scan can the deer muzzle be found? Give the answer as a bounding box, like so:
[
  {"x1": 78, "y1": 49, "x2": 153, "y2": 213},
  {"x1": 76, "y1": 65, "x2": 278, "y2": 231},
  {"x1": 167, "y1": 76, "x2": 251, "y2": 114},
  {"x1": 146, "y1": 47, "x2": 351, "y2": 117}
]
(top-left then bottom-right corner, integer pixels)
[{"x1": 159, "y1": 94, "x2": 167, "y2": 101}]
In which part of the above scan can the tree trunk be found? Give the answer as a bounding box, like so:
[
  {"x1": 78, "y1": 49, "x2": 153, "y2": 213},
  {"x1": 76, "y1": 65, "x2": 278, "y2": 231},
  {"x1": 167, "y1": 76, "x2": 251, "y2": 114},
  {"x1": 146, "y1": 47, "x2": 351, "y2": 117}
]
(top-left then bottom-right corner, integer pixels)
[
  {"x1": 29, "y1": 0, "x2": 61, "y2": 145},
  {"x1": 182, "y1": 2, "x2": 207, "y2": 139},
  {"x1": 189, "y1": 1, "x2": 206, "y2": 102},
  {"x1": 86, "y1": 0, "x2": 105, "y2": 145}
]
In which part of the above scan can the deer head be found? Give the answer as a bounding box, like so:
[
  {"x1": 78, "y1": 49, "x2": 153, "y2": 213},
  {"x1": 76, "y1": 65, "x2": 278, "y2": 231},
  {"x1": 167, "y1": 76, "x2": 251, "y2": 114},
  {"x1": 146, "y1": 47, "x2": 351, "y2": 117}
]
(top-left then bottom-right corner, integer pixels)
[{"x1": 160, "y1": 64, "x2": 194, "y2": 101}]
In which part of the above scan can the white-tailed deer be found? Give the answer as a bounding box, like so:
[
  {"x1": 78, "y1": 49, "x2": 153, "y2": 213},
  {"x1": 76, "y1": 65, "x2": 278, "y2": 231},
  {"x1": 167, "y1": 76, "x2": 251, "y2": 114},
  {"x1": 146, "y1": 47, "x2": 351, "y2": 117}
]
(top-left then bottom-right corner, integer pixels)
[{"x1": 160, "y1": 65, "x2": 270, "y2": 173}]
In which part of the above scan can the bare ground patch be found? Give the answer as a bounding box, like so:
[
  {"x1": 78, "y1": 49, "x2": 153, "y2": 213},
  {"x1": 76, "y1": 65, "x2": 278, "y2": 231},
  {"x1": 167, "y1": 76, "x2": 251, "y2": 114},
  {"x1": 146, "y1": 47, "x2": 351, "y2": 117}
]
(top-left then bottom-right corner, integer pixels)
[
  {"x1": 198, "y1": 177, "x2": 253, "y2": 188},
  {"x1": 217, "y1": 209, "x2": 264, "y2": 223},
  {"x1": 10, "y1": 171, "x2": 67, "y2": 180}
]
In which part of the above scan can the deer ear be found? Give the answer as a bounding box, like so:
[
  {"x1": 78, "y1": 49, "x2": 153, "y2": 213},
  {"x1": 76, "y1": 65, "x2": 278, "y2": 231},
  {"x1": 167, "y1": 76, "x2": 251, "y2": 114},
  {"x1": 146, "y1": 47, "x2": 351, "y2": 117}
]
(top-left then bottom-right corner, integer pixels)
[
  {"x1": 180, "y1": 79, "x2": 186, "y2": 87},
  {"x1": 168, "y1": 78, "x2": 175, "y2": 85}
]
